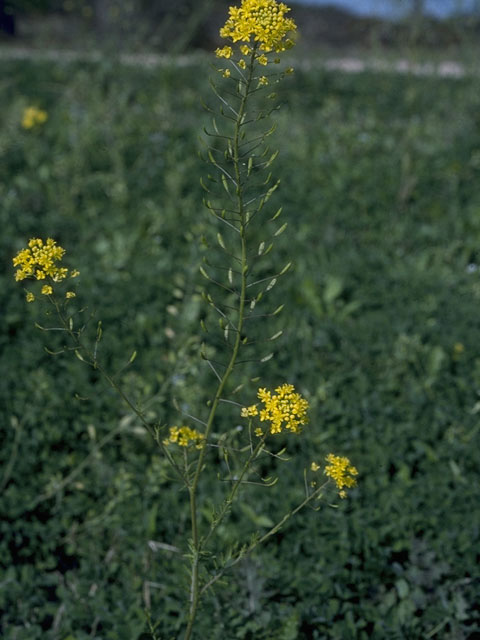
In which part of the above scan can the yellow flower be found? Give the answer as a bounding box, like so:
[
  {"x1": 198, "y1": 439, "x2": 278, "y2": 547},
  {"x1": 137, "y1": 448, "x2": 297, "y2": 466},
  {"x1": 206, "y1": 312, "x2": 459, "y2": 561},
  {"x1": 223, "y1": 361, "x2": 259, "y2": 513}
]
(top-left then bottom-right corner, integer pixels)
[
  {"x1": 13, "y1": 238, "x2": 71, "y2": 284},
  {"x1": 311, "y1": 462, "x2": 320, "y2": 472},
  {"x1": 70, "y1": 269, "x2": 80, "y2": 278},
  {"x1": 240, "y1": 44, "x2": 251, "y2": 55},
  {"x1": 22, "y1": 106, "x2": 48, "y2": 129},
  {"x1": 66, "y1": 291, "x2": 76, "y2": 299},
  {"x1": 257, "y1": 54, "x2": 268, "y2": 65},
  {"x1": 25, "y1": 292, "x2": 35, "y2": 303},
  {"x1": 163, "y1": 426, "x2": 205, "y2": 449},
  {"x1": 215, "y1": 45, "x2": 233, "y2": 58},
  {"x1": 219, "y1": 0, "x2": 297, "y2": 53},
  {"x1": 241, "y1": 404, "x2": 259, "y2": 417},
  {"x1": 238, "y1": 59, "x2": 247, "y2": 69},
  {"x1": 221, "y1": 68, "x2": 231, "y2": 78},
  {"x1": 258, "y1": 75, "x2": 269, "y2": 86},
  {"x1": 324, "y1": 454, "x2": 358, "y2": 498},
  {"x1": 41, "y1": 284, "x2": 53, "y2": 295},
  {"x1": 242, "y1": 383, "x2": 309, "y2": 435}
]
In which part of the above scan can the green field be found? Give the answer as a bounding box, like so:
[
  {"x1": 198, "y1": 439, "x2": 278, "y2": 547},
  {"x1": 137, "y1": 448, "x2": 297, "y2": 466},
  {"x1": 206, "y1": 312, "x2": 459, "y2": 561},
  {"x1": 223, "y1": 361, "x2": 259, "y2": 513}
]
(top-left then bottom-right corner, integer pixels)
[{"x1": 1, "y1": 56, "x2": 480, "y2": 639}]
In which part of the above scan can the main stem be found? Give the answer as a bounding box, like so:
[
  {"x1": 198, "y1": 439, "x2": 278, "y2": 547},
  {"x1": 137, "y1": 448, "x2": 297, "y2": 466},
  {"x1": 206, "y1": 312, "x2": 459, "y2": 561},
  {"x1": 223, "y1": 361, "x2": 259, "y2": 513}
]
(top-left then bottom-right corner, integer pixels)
[{"x1": 183, "y1": 51, "x2": 256, "y2": 640}]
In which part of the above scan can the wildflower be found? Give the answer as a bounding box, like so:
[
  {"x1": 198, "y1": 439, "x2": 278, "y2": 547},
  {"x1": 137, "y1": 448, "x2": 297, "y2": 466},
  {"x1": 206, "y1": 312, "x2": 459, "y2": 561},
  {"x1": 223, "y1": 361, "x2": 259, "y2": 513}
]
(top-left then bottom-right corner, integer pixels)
[
  {"x1": 241, "y1": 383, "x2": 309, "y2": 435},
  {"x1": 238, "y1": 59, "x2": 247, "y2": 69},
  {"x1": 66, "y1": 291, "x2": 76, "y2": 299},
  {"x1": 240, "y1": 44, "x2": 251, "y2": 55},
  {"x1": 163, "y1": 426, "x2": 205, "y2": 449},
  {"x1": 26, "y1": 292, "x2": 35, "y2": 303},
  {"x1": 215, "y1": 45, "x2": 233, "y2": 59},
  {"x1": 241, "y1": 404, "x2": 259, "y2": 417},
  {"x1": 257, "y1": 54, "x2": 268, "y2": 65},
  {"x1": 258, "y1": 76, "x2": 269, "y2": 86},
  {"x1": 453, "y1": 342, "x2": 464, "y2": 360},
  {"x1": 70, "y1": 269, "x2": 80, "y2": 278},
  {"x1": 324, "y1": 454, "x2": 358, "y2": 498},
  {"x1": 22, "y1": 106, "x2": 48, "y2": 130},
  {"x1": 222, "y1": 69, "x2": 231, "y2": 78},
  {"x1": 13, "y1": 238, "x2": 68, "y2": 283},
  {"x1": 219, "y1": 0, "x2": 297, "y2": 53},
  {"x1": 41, "y1": 284, "x2": 53, "y2": 295},
  {"x1": 311, "y1": 461, "x2": 320, "y2": 472}
]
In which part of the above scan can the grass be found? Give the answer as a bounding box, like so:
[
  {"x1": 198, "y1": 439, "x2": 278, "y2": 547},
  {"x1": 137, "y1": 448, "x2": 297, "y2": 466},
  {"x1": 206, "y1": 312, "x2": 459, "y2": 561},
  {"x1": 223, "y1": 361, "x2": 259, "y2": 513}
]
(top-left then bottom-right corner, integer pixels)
[{"x1": 1, "y1": 54, "x2": 480, "y2": 639}]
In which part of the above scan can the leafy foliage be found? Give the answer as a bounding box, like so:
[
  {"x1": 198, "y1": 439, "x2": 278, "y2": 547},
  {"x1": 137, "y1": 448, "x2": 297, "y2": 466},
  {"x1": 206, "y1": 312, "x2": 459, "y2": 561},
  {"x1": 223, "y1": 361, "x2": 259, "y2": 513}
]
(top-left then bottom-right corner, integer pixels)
[{"x1": 1, "y1": 57, "x2": 480, "y2": 638}]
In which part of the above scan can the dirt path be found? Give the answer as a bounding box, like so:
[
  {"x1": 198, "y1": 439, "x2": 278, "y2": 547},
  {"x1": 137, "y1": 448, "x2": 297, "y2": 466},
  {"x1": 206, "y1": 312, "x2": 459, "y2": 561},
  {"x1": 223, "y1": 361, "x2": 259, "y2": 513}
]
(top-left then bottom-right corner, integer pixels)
[{"x1": 0, "y1": 46, "x2": 470, "y2": 78}]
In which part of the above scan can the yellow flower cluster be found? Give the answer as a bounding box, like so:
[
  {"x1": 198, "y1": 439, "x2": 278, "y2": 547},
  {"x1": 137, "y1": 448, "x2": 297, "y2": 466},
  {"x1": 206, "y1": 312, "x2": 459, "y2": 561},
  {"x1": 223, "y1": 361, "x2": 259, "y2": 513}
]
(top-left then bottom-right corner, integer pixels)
[
  {"x1": 13, "y1": 238, "x2": 67, "y2": 282},
  {"x1": 13, "y1": 238, "x2": 79, "y2": 302},
  {"x1": 163, "y1": 426, "x2": 205, "y2": 449},
  {"x1": 323, "y1": 454, "x2": 358, "y2": 499},
  {"x1": 219, "y1": 0, "x2": 296, "y2": 53},
  {"x1": 241, "y1": 383, "x2": 309, "y2": 435},
  {"x1": 22, "y1": 106, "x2": 48, "y2": 129}
]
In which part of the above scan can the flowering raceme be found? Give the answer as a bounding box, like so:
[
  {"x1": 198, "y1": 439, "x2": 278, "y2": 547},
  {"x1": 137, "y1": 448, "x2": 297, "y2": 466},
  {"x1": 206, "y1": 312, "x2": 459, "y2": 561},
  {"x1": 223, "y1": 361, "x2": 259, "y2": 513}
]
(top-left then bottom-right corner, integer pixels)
[
  {"x1": 241, "y1": 383, "x2": 309, "y2": 435},
  {"x1": 219, "y1": 0, "x2": 296, "y2": 53},
  {"x1": 163, "y1": 426, "x2": 205, "y2": 449},
  {"x1": 324, "y1": 454, "x2": 358, "y2": 499},
  {"x1": 13, "y1": 238, "x2": 79, "y2": 301}
]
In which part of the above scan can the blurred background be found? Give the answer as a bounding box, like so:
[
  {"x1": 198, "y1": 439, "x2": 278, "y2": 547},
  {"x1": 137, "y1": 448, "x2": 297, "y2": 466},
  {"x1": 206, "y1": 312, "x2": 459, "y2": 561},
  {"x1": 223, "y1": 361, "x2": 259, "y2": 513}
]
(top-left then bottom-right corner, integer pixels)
[{"x1": 1, "y1": 0, "x2": 480, "y2": 56}]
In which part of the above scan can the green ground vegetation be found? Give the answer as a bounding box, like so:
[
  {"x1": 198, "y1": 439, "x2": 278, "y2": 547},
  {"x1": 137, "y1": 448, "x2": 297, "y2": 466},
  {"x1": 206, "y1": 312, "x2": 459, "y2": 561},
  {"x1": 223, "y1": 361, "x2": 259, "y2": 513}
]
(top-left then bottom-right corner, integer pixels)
[{"x1": 1, "y1": 56, "x2": 480, "y2": 639}]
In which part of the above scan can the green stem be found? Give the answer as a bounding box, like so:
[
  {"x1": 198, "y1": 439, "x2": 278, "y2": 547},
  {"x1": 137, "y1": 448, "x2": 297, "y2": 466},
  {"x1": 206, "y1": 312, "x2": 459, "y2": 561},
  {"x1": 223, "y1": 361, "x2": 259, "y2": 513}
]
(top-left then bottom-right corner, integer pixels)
[
  {"x1": 53, "y1": 300, "x2": 186, "y2": 485},
  {"x1": 183, "y1": 49, "x2": 257, "y2": 640},
  {"x1": 202, "y1": 432, "x2": 266, "y2": 549},
  {"x1": 200, "y1": 480, "x2": 330, "y2": 596}
]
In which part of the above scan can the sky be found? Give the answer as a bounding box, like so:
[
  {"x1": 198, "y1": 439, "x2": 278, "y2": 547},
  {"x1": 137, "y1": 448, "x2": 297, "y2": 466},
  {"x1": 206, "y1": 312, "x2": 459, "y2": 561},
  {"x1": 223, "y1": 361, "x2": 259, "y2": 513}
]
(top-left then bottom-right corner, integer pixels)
[{"x1": 295, "y1": 0, "x2": 480, "y2": 19}]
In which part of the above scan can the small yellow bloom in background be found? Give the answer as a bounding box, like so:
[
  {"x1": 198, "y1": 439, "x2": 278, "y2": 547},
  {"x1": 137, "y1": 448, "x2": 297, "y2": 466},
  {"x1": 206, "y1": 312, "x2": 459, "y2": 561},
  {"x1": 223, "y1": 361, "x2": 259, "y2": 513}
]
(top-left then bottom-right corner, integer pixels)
[
  {"x1": 219, "y1": 0, "x2": 297, "y2": 54},
  {"x1": 22, "y1": 106, "x2": 48, "y2": 130},
  {"x1": 257, "y1": 54, "x2": 268, "y2": 65},
  {"x1": 453, "y1": 342, "x2": 465, "y2": 360},
  {"x1": 311, "y1": 462, "x2": 320, "y2": 472},
  {"x1": 66, "y1": 291, "x2": 76, "y2": 299},
  {"x1": 324, "y1": 454, "x2": 358, "y2": 499},
  {"x1": 254, "y1": 427, "x2": 263, "y2": 437},
  {"x1": 215, "y1": 45, "x2": 233, "y2": 59},
  {"x1": 163, "y1": 426, "x2": 205, "y2": 449},
  {"x1": 240, "y1": 44, "x2": 251, "y2": 55},
  {"x1": 285, "y1": 66, "x2": 294, "y2": 74},
  {"x1": 70, "y1": 269, "x2": 80, "y2": 278},
  {"x1": 238, "y1": 59, "x2": 247, "y2": 69},
  {"x1": 41, "y1": 284, "x2": 53, "y2": 295},
  {"x1": 25, "y1": 292, "x2": 35, "y2": 303},
  {"x1": 222, "y1": 69, "x2": 231, "y2": 78},
  {"x1": 258, "y1": 76, "x2": 269, "y2": 86},
  {"x1": 242, "y1": 383, "x2": 309, "y2": 435}
]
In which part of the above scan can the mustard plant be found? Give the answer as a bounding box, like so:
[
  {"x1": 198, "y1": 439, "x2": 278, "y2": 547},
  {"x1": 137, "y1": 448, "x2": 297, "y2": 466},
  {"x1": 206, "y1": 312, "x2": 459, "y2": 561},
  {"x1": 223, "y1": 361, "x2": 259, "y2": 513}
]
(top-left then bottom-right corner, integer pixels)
[{"x1": 13, "y1": 1, "x2": 358, "y2": 637}]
